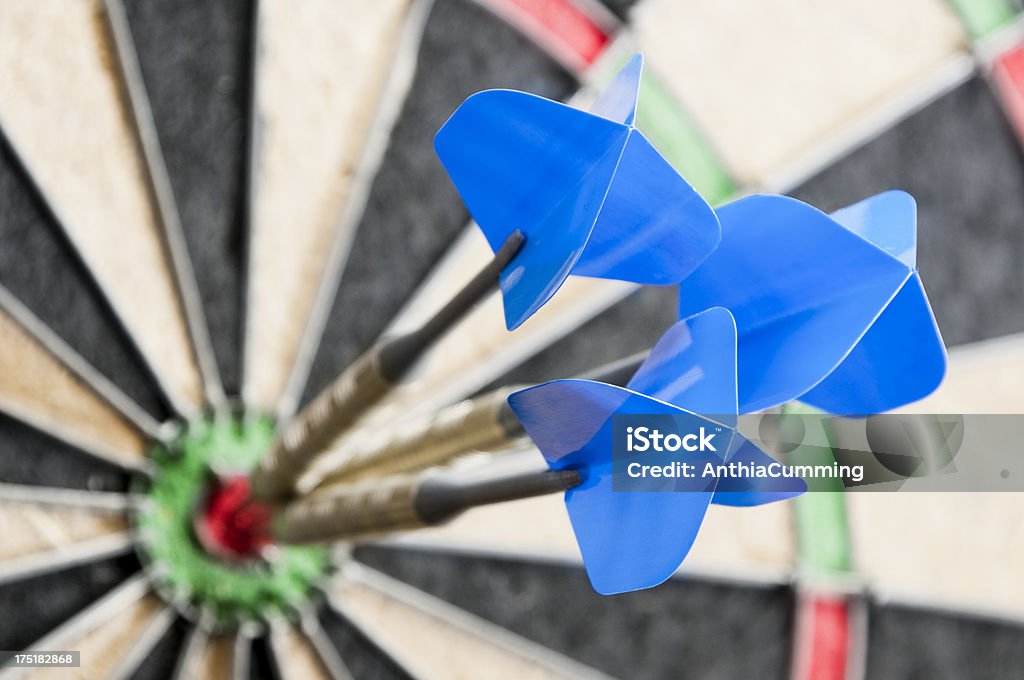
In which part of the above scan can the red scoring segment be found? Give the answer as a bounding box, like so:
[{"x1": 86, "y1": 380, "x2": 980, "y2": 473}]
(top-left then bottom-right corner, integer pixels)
[
  {"x1": 196, "y1": 475, "x2": 274, "y2": 560},
  {"x1": 792, "y1": 594, "x2": 852, "y2": 680},
  {"x1": 993, "y1": 45, "x2": 1024, "y2": 144},
  {"x1": 481, "y1": 0, "x2": 614, "y2": 73}
]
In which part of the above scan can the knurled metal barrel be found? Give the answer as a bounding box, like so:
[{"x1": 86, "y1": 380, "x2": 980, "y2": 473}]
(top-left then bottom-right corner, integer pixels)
[
  {"x1": 273, "y1": 467, "x2": 581, "y2": 544},
  {"x1": 310, "y1": 386, "x2": 524, "y2": 489},
  {"x1": 271, "y1": 474, "x2": 423, "y2": 544},
  {"x1": 251, "y1": 350, "x2": 391, "y2": 501}
]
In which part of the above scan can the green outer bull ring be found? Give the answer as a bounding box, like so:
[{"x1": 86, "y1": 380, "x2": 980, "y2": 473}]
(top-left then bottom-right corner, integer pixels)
[{"x1": 131, "y1": 415, "x2": 331, "y2": 630}]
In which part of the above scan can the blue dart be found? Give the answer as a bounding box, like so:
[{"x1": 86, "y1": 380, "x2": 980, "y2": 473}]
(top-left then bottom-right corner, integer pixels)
[
  {"x1": 508, "y1": 307, "x2": 805, "y2": 595},
  {"x1": 290, "y1": 308, "x2": 803, "y2": 595},
  {"x1": 677, "y1": 191, "x2": 947, "y2": 415},
  {"x1": 435, "y1": 54, "x2": 721, "y2": 330}
]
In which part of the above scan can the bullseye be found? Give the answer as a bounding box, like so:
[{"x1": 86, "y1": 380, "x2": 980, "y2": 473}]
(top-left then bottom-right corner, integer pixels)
[{"x1": 194, "y1": 475, "x2": 274, "y2": 562}]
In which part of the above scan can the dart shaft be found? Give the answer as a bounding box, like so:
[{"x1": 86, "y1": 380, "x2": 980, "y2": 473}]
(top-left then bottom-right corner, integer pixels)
[
  {"x1": 272, "y1": 468, "x2": 581, "y2": 544},
  {"x1": 250, "y1": 231, "x2": 526, "y2": 501},
  {"x1": 309, "y1": 386, "x2": 524, "y2": 489}
]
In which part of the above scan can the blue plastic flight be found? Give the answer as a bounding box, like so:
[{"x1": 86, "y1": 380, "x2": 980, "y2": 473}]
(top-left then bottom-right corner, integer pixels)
[
  {"x1": 434, "y1": 54, "x2": 720, "y2": 330},
  {"x1": 677, "y1": 191, "x2": 946, "y2": 415},
  {"x1": 508, "y1": 308, "x2": 804, "y2": 595}
]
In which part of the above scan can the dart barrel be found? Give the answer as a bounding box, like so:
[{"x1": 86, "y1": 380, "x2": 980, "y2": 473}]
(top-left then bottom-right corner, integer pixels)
[
  {"x1": 251, "y1": 349, "x2": 392, "y2": 501},
  {"x1": 273, "y1": 475, "x2": 425, "y2": 543},
  {"x1": 274, "y1": 468, "x2": 581, "y2": 544},
  {"x1": 308, "y1": 386, "x2": 525, "y2": 489}
]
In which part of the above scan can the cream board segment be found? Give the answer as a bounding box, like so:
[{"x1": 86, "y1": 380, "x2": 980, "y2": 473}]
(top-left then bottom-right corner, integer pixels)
[
  {"x1": 633, "y1": 0, "x2": 966, "y2": 184},
  {"x1": 26, "y1": 596, "x2": 162, "y2": 680},
  {"x1": 853, "y1": 336, "x2": 1024, "y2": 619},
  {"x1": 0, "y1": 502, "x2": 125, "y2": 562},
  {"x1": 0, "y1": 0, "x2": 202, "y2": 408},
  {"x1": 0, "y1": 309, "x2": 147, "y2": 456},
  {"x1": 270, "y1": 623, "x2": 335, "y2": 680},
  {"x1": 333, "y1": 574, "x2": 584, "y2": 680},
  {"x1": 246, "y1": 0, "x2": 411, "y2": 411},
  {"x1": 848, "y1": 493, "x2": 1024, "y2": 620},
  {"x1": 191, "y1": 634, "x2": 234, "y2": 680}
]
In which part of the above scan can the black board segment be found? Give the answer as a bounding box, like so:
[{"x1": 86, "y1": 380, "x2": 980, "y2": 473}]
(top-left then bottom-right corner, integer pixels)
[
  {"x1": 0, "y1": 553, "x2": 141, "y2": 661},
  {"x1": 318, "y1": 605, "x2": 416, "y2": 680},
  {"x1": 483, "y1": 285, "x2": 678, "y2": 391},
  {"x1": 120, "y1": 0, "x2": 256, "y2": 395},
  {"x1": 129, "y1": 615, "x2": 189, "y2": 680},
  {"x1": 0, "y1": 413, "x2": 129, "y2": 492},
  {"x1": 355, "y1": 545, "x2": 793, "y2": 680},
  {"x1": 793, "y1": 76, "x2": 1024, "y2": 348},
  {"x1": 866, "y1": 603, "x2": 1024, "y2": 680}
]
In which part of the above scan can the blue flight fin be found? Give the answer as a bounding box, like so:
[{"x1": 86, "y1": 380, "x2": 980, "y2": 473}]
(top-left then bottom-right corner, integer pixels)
[
  {"x1": 801, "y1": 272, "x2": 946, "y2": 413},
  {"x1": 677, "y1": 194, "x2": 914, "y2": 413},
  {"x1": 831, "y1": 190, "x2": 917, "y2": 267},
  {"x1": 435, "y1": 54, "x2": 720, "y2": 330},
  {"x1": 589, "y1": 53, "x2": 642, "y2": 125},
  {"x1": 572, "y1": 131, "x2": 720, "y2": 285},
  {"x1": 435, "y1": 90, "x2": 629, "y2": 330},
  {"x1": 799, "y1": 193, "x2": 946, "y2": 412},
  {"x1": 711, "y1": 436, "x2": 808, "y2": 507},
  {"x1": 508, "y1": 380, "x2": 725, "y2": 595},
  {"x1": 625, "y1": 307, "x2": 738, "y2": 425}
]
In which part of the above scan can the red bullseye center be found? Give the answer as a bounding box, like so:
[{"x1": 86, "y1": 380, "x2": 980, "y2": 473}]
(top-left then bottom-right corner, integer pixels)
[{"x1": 195, "y1": 475, "x2": 274, "y2": 560}]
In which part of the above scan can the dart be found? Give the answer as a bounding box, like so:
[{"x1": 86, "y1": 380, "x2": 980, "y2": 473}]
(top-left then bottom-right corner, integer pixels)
[
  {"x1": 506, "y1": 306, "x2": 805, "y2": 594},
  {"x1": 274, "y1": 467, "x2": 583, "y2": 546},
  {"x1": 249, "y1": 229, "x2": 525, "y2": 501},
  {"x1": 434, "y1": 53, "x2": 721, "y2": 331},
  {"x1": 677, "y1": 191, "x2": 947, "y2": 415},
  {"x1": 286, "y1": 308, "x2": 804, "y2": 596},
  {"x1": 253, "y1": 54, "x2": 723, "y2": 503}
]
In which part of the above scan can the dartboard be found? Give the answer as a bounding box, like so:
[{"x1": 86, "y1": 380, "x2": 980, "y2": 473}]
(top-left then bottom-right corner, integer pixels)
[{"x1": 1, "y1": 0, "x2": 1024, "y2": 678}]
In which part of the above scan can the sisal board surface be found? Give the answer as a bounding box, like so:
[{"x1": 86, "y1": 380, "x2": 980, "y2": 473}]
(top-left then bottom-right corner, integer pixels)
[
  {"x1": 318, "y1": 604, "x2": 417, "y2": 680},
  {"x1": 0, "y1": 553, "x2": 141, "y2": 662},
  {"x1": 27, "y1": 595, "x2": 162, "y2": 680},
  {"x1": 0, "y1": 308, "x2": 147, "y2": 457},
  {"x1": 0, "y1": 502, "x2": 126, "y2": 562},
  {"x1": 0, "y1": 0, "x2": 202, "y2": 409},
  {"x1": 0, "y1": 137, "x2": 168, "y2": 421},
  {"x1": 633, "y1": 0, "x2": 966, "y2": 184},
  {"x1": 355, "y1": 547, "x2": 793, "y2": 680},
  {"x1": 120, "y1": 0, "x2": 257, "y2": 395},
  {"x1": 0, "y1": 411, "x2": 129, "y2": 492},
  {"x1": 331, "y1": 575, "x2": 572, "y2": 680},
  {"x1": 245, "y1": 0, "x2": 412, "y2": 412}
]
